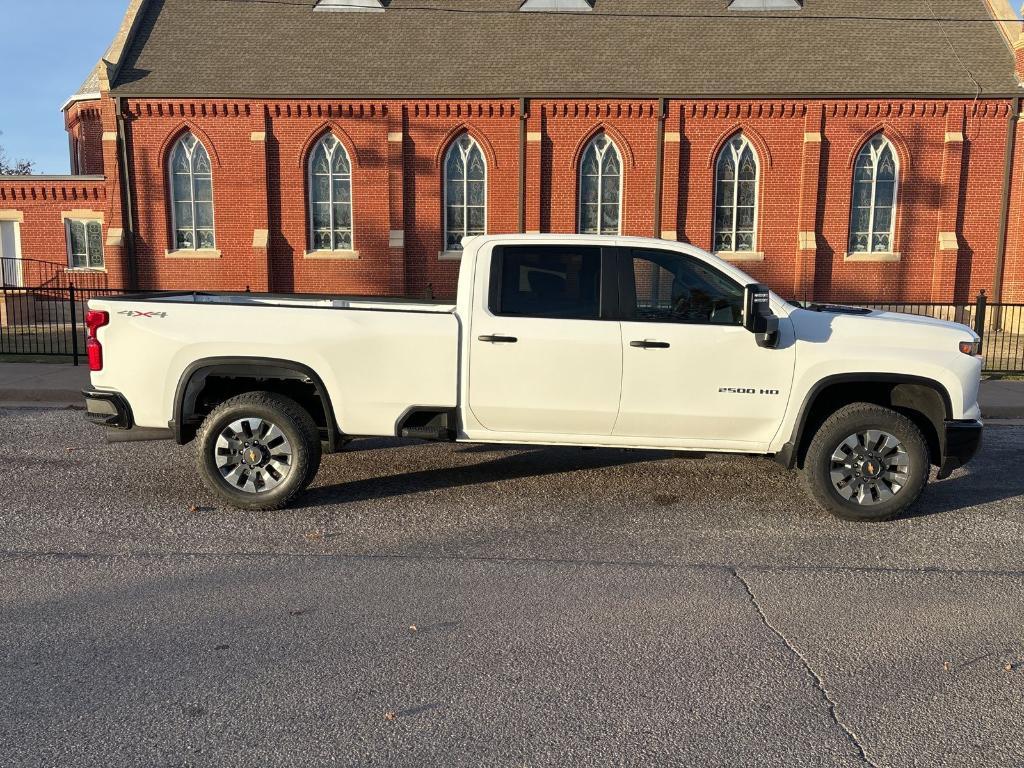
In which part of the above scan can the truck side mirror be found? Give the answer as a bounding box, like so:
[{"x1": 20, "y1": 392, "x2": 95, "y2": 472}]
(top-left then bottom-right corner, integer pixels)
[{"x1": 744, "y1": 283, "x2": 780, "y2": 349}]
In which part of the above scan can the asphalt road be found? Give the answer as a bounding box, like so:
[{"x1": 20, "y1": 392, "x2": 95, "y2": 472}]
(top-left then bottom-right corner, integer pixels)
[{"x1": 2, "y1": 408, "x2": 1023, "y2": 767}]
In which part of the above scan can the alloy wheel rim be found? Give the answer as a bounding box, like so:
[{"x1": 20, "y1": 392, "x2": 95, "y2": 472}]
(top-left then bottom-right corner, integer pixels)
[
  {"x1": 214, "y1": 417, "x2": 293, "y2": 494},
  {"x1": 829, "y1": 429, "x2": 910, "y2": 506}
]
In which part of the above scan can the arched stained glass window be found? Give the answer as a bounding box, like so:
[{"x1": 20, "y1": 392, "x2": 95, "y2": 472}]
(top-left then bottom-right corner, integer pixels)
[
  {"x1": 850, "y1": 135, "x2": 898, "y2": 254},
  {"x1": 444, "y1": 135, "x2": 486, "y2": 251},
  {"x1": 714, "y1": 135, "x2": 759, "y2": 253},
  {"x1": 578, "y1": 134, "x2": 621, "y2": 235},
  {"x1": 169, "y1": 133, "x2": 215, "y2": 250},
  {"x1": 309, "y1": 134, "x2": 353, "y2": 251}
]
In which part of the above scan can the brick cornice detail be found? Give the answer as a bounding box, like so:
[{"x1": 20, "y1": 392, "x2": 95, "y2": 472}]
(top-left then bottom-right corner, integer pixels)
[
  {"x1": 540, "y1": 102, "x2": 657, "y2": 120},
  {"x1": 0, "y1": 182, "x2": 106, "y2": 201},
  {"x1": 409, "y1": 102, "x2": 517, "y2": 119}
]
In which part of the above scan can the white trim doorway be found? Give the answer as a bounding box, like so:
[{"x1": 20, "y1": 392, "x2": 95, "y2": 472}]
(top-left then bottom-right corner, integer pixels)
[{"x1": 0, "y1": 220, "x2": 24, "y2": 288}]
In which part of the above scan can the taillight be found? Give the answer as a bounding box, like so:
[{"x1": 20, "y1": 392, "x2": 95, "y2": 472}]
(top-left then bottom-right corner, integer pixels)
[{"x1": 86, "y1": 310, "x2": 109, "y2": 371}]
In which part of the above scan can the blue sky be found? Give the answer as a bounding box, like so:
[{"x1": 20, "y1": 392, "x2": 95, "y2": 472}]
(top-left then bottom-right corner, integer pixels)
[{"x1": 1, "y1": 0, "x2": 127, "y2": 175}]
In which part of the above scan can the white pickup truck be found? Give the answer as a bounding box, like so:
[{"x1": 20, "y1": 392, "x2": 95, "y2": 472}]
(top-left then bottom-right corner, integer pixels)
[{"x1": 83, "y1": 234, "x2": 983, "y2": 521}]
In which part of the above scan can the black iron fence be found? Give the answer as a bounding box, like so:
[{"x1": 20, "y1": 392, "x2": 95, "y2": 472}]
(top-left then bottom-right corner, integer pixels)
[
  {"x1": 1, "y1": 258, "x2": 1023, "y2": 372},
  {"x1": 1, "y1": 256, "x2": 110, "y2": 291},
  {"x1": 0, "y1": 284, "x2": 131, "y2": 364}
]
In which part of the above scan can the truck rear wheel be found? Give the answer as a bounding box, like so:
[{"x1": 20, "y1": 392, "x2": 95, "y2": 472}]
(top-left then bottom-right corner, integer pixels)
[
  {"x1": 803, "y1": 402, "x2": 928, "y2": 522},
  {"x1": 195, "y1": 392, "x2": 322, "y2": 511}
]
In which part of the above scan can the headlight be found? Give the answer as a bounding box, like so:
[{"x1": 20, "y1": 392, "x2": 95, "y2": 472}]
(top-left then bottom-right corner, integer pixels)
[{"x1": 959, "y1": 340, "x2": 981, "y2": 356}]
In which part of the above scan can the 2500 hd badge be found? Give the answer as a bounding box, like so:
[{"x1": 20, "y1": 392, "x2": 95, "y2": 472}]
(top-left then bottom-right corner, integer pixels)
[{"x1": 719, "y1": 387, "x2": 781, "y2": 395}]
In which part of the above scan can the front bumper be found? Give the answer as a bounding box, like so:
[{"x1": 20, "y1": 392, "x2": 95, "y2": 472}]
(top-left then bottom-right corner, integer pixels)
[
  {"x1": 82, "y1": 389, "x2": 133, "y2": 430},
  {"x1": 937, "y1": 419, "x2": 983, "y2": 479}
]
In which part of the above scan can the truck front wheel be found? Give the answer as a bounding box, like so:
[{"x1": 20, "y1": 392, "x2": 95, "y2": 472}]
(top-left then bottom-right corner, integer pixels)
[
  {"x1": 195, "y1": 392, "x2": 322, "y2": 511},
  {"x1": 803, "y1": 402, "x2": 929, "y2": 522}
]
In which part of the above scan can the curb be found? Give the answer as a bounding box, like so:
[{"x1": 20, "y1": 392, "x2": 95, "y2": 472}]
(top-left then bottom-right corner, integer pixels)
[{"x1": 981, "y1": 408, "x2": 1024, "y2": 420}]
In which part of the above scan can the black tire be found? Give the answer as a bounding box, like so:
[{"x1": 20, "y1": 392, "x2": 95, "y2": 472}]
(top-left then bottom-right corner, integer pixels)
[
  {"x1": 802, "y1": 402, "x2": 929, "y2": 522},
  {"x1": 195, "y1": 392, "x2": 322, "y2": 511}
]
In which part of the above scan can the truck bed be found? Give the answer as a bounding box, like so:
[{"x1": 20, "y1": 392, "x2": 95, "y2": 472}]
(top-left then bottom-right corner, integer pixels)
[{"x1": 89, "y1": 291, "x2": 460, "y2": 436}]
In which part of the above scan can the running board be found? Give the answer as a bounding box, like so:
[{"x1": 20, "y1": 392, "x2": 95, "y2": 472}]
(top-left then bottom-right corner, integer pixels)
[
  {"x1": 400, "y1": 425, "x2": 455, "y2": 441},
  {"x1": 105, "y1": 427, "x2": 174, "y2": 443},
  {"x1": 397, "y1": 407, "x2": 457, "y2": 442}
]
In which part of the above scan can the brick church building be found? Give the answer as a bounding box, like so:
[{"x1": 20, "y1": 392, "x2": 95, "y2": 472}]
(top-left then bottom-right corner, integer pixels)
[{"x1": 3, "y1": 0, "x2": 1024, "y2": 303}]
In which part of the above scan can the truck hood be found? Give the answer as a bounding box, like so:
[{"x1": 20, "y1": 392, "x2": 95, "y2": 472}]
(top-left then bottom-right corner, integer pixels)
[
  {"x1": 869, "y1": 309, "x2": 974, "y2": 333},
  {"x1": 788, "y1": 305, "x2": 978, "y2": 349}
]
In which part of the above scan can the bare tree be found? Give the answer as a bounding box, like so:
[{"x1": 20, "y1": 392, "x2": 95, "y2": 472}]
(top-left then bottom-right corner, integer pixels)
[{"x1": 0, "y1": 132, "x2": 35, "y2": 175}]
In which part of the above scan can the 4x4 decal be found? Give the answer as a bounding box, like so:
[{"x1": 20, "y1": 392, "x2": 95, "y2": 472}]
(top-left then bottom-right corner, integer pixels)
[{"x1": 118, "y1": 310, "x2": 167, "y2": 318}]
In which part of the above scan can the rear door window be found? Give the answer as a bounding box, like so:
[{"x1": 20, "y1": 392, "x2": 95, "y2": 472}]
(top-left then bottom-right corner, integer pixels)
[{"x1": 491, "y1": 245, "x2": 603, "y2": 320}]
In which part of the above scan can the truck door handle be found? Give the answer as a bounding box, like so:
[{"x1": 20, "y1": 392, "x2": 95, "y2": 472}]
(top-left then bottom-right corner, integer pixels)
[
  {"x1": 478, "y1": 334, "x2": 518, "y2": 344},
  {"x1": 630, "y1": 340, "x2": 671, "y2": 349}
]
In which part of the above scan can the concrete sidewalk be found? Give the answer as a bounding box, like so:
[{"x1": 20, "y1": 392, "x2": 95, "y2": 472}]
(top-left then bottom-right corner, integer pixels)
[
  {"x1": 976, "y1": 378, "x2": 1024, "y2": 419},
  {"x1": 0, "y1": 362, "x2": 91, "y2": 408},
  {"x1": 0, "y1": 361, "x2": 1023, "y2": 419}
]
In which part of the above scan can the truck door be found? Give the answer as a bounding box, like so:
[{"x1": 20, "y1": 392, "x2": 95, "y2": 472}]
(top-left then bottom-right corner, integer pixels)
[
  {"x1": 468, "y1": 244, "x2": 622, "y2": 435},
  {"x1": 614, "y1": 247, "x2": 795, "y2": 446}
]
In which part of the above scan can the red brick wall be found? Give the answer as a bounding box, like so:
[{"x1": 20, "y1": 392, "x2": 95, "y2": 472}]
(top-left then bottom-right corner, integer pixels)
[
  {"x1": 65, "y1": 101, "x2": 105, "y2": 176},
  {"x1": 675, "y1": 102, "x2": 808, "y2": 296},
  {"x1": 4, "y1": 95, "x2": 1024, "y2": 303},
  {"x1": 402, "y1": 100, "x2": 521, "y2": 297},
  {"x1": 535, "y1": 101, "x2": 660, "y2": 240},
  {"x1": 0, "y1": 179, "x2": 107, "y2": 286}
]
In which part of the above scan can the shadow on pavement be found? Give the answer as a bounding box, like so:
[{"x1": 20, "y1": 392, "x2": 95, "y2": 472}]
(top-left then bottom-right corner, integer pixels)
[
  {"x1": 911, "y1": 464, "x2": 1024, "y2": 518},
  {"x1": 302, "y1": 445, "x2": 683, "y2": 507}
]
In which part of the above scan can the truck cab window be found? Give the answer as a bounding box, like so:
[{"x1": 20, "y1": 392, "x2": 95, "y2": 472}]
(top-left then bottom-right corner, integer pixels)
[
  {"x1": 493, "y1": 245, "x2": 602, "y2": 319},
  {"x1": 628, "y1": 249, "x2": 744, "y2": 325}
]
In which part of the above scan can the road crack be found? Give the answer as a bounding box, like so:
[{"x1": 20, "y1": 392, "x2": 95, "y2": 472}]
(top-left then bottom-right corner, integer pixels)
[{"x1": 734, "y1": 569, "x2": 880, "y2": 768}]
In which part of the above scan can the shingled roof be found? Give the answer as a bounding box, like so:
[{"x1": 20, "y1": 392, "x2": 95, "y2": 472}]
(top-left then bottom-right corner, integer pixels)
[{"x1": 110, "y1": 0, "x2": 1020, "y2": 98}]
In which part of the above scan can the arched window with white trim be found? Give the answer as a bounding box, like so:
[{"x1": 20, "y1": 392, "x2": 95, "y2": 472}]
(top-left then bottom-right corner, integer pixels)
[
  {"x1": 849, "y1": 134, "x2": 898, "y2": 254},
  {"x1": 713, "y1": 134, "x2": 759, "y2": 253},
  {"x1": 169, "y1": 132, "x2": 215, "y2": 250},
  {"x1": 578, "y1": 133, "x2": 621, "y2": 235},
  {"x1": 443, "y1": 134, "x2": 486, "y2": 251},
  {"x1": 308, "y1": 134, "x2": 353, "y2": 251}
]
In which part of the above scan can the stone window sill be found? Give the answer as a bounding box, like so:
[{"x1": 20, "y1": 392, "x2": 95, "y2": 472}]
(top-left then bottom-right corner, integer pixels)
[
  {"x1": 166, "y1": 249, "x2": 221, "y2": 260},
  {"x1": 303, "y1": 249, "x2": 360, "y2": 260},
  {"x1": 715, "y1": 250, "x2": 765, "y2": 262},
  {"x1": 438, "y1": 250, "x2": 464, "y2": 261},
  {"x1": 843, "y1": 251, "x2": 901, "y2": 263},
  {"x1": 65, "y1": 267, "x2": 107, "y2": 273}
]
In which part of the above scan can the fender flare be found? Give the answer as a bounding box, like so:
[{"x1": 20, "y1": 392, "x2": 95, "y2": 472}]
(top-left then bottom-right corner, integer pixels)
[
  {"x1": 777, "y1": 373, "x2": 954, "y2": 468},
  {"x1": 171, "y1": 356, "x2": 341, "y2": 451}
]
